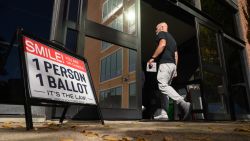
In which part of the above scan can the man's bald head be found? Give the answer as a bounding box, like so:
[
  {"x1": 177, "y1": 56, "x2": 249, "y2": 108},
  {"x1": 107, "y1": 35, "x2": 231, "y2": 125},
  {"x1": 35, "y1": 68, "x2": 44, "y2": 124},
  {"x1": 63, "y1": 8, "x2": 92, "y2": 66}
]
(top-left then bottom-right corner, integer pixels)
[{"x1": 156, "y1": 22, "x2": 168, "y2": 34}]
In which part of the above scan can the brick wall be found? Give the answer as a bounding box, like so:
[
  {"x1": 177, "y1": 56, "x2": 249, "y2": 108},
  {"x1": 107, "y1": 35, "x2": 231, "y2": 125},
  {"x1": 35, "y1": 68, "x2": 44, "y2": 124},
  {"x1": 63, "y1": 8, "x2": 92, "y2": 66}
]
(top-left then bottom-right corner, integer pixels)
[{"x1": 238, "y1": 0, "x2": 250, "y2": 68}]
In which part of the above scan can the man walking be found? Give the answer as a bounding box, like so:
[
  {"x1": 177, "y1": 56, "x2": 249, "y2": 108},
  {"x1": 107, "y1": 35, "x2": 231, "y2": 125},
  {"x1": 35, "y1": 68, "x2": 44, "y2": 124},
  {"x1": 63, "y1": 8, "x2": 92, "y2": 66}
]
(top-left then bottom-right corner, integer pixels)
[{"x1": 148, "y1": 22, "x2": 191, "y2": 120}]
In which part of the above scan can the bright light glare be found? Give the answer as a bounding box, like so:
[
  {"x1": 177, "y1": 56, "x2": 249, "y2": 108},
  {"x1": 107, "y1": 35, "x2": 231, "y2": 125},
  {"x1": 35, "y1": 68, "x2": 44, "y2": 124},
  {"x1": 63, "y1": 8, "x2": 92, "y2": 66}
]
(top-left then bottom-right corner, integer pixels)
[{"x1": 126, "y1": 10, "x2": 135, "y2": 23}]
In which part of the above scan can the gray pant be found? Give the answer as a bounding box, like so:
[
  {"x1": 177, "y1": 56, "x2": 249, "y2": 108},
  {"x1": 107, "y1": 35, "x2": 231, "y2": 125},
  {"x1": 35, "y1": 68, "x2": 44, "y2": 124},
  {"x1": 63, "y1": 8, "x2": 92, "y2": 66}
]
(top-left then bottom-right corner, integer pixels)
[{"x1": 157, "y1": 63, "x2": 184, "y2": 104}]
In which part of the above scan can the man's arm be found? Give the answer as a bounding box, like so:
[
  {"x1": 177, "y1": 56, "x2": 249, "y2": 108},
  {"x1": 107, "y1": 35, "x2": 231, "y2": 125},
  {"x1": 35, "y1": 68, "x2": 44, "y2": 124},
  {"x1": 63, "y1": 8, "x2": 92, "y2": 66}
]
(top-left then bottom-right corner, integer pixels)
[
  {"x1": 173, "y1": 51, "x2": 178, "y2": 77},
  {"x1": 175, "y1": 51, "x2": 178, "y2": 65},
  {"x1": 148, "y1": 39, "x2": 166, "y2": 64}
]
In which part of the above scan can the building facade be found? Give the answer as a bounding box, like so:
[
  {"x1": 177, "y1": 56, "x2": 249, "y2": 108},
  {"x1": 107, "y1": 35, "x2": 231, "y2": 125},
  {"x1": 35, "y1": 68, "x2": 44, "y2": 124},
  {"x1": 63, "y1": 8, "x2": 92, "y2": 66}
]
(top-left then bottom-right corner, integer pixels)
[
  {"x1": 238, "y1": 0, "x2": 250, "y2": 70},
  {"x1": 0, "y1": 0, "x2": 250, "y2": 120}
]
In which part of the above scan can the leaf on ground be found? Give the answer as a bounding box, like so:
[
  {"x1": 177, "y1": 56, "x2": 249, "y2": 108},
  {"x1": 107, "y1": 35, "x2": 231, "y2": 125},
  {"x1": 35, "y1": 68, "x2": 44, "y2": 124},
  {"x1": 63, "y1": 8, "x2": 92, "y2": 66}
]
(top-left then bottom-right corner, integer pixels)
[
  {"x1": 44, "y1": 122, "x2": 56, "y2": 125},
  {"x1": 135, "y1": 137, "x2": 148, "y2": 141},
  {"x1": 176, "y1": 124, "x2": 184, "y2": 127},
  {"x1": 163, "y1": 135, "x2": 174, "y2": 141},
  {"x1": 104, "y1": 125, "x2": 111, "y2": 128},
  {"x1": 59, "y1": 138, "x2": 74, "y2": 141},
  {"x1": 207, "y1": 126, "x2": 223, "y2": 131},
  {"x1": 2, "y1": 122, "x2": 14, "y2": 129},
  {"x1": 186, "y1": 135, "x2": 211, "y2": 141},
  {"x1": 234, "y1": 128, "x2": 250, "y2": 133},
  {"x1": 69, "y1": 125, "x2": 78, "y2": 131},
  {"x1": 102, "y1": 135, "x2": 120, "y2": 141},
  {"x1": 70, "y1": 125, "x2": 77, "y2": 129},
  {"x1": 43, "y1": 122, "x2": 62, "y2": 130},
  {"x1": 144, "y1": 130, "x2": 154, "y2": 135},
  {"x1": 81, "y1": 130, "x2": 99, "y2": 137},
  {"x1": 3, "y1": 121, "x2": 13, "y2": 124},
  {"x1": 48, "y1": 126, "x2": 60, "y2": 130},
  {"x1": 121, "y1": 136, "x2": 134, "y2": 141}
]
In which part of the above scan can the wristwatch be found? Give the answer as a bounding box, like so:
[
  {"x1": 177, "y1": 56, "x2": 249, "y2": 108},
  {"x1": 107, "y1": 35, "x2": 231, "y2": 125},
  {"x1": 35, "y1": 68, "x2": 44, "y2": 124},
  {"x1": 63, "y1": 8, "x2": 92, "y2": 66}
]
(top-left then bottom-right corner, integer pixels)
[{"x1": 151, "y1": 56, "x2": 156, "y2": 60}]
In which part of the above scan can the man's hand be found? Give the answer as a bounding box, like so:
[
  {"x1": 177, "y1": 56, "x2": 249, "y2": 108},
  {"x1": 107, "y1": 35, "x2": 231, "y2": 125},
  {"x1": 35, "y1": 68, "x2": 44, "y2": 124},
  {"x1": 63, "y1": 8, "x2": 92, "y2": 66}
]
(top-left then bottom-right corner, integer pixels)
[
  {"x1": 147, "y1": 58, "x2": 154, "y2": 66},
  {"x1": 173, "y1": 68, "x2": 177, "y2": 77}
]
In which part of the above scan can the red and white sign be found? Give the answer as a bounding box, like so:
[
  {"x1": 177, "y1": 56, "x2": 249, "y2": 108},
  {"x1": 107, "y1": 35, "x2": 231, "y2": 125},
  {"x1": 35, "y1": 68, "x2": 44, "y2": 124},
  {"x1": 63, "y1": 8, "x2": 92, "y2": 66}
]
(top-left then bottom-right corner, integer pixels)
[{"x1": 23, "y1": 36, "x2": 96, "y2": 105}]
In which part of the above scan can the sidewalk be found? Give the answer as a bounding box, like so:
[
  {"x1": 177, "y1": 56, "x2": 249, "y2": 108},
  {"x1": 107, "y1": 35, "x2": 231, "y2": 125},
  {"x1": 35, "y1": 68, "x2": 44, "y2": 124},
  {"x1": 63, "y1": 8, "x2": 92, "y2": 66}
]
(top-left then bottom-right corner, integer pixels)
[{"x1": 0, "y1": 120, "x2": 250, "y2": 141}]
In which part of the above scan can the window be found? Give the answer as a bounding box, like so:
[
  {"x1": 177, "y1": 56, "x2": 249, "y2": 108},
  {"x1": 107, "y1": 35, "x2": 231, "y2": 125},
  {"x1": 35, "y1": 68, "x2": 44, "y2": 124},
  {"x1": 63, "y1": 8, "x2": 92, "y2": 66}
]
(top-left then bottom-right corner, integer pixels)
[
  {"x1": 101, "y1": 41, "x2": 112, "y2": 50},
  {"x1": 106, "y1": 56, "x2": 111, "y2": 80},
  {"x1": 101, "y1": 15, "x2": 123, "y2": 50},
  {"x1": 100, "y1": 58, "x2": 106, "y2": 82},
  {"x1": 110, "y1": 14, "x2": 123, "y2": 32},
  {"x1": 102, "y1": 0, "x2": 123, "y2": 21},
  {"x1": 110, "y1": 52, "x2": 117, "y2": 77},
  {"x1": 129, "y1": 82, "x2": 137, "y2": 109},
  {"x1": 203, "y1": 71, "x2": 226, "y2": 114},
  {"x1": 129, "y1": 50, "x2": 136, "y2": 72},
  {"x1": 99, "y1": 86, "x2": 122, "y2": 108},
  {"x1": 100, "y1": 49, "x2": 122, "y2": 81},
  {"x1": 67, "y1": 0, "x2": 79, "y2": 22},
  {"x1": 125, "y1": 4, "x2": 136, "y2": 34},
  {"x1": 87, "y1": 0, "x2": 137, "y2": 35},
  {"x1": 65, "y1": 28, "x2": 78, "y2": 53},
  {"x1": 200, "y1": 0, "x2": 236, "y2": 35},
  {"x1": 84, "y1": 37, "x2": 137, "y2": 110},
  {"x1": 199, "y1": 25, "x2": 220, "y2": 66}
]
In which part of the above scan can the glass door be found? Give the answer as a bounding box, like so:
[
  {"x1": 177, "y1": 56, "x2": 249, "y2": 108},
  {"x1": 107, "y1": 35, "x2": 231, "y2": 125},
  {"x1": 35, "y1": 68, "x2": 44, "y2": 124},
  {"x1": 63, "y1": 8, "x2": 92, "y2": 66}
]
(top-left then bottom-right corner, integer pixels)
[
  {"x1": 222, "y1": 35, "x2": 250, "y2": 119},
  {"x1": 196, "y1": 19, "x2": 230, "y2": 120}
]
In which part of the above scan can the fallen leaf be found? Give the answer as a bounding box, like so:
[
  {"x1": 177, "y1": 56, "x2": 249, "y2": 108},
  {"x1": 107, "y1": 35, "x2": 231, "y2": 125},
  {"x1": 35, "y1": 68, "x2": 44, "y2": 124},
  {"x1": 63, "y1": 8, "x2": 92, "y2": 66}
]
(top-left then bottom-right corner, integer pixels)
[
  {"x1": 176, "y1": 124, "x2": 184, "y2": 127},
  {"x1": 43, "y1": 122, "x2": 62, "y2": 130},
  {"x1": 104, "y1": 125, "x2": 111, "y2": 128},
  {"x1": 81, "y1": 130, "x2": 87, "y2": 133},
  {"x1": 102, "y1": 135, "x2": 120, "y2": 141},
  {"x1": 135, "y1": 137, "x2": 148, "y2": 141},
  {"x1": 144, "y1": 131, "x2": 154, "y2": 135},
  {"x1": 70, "y1": 125, "x2": 78, "y2": 131},
  {"x1": 121, "y1": 136, "x2": 134, "y2": 141},
  {"x1": 186, "y1": 135, "x2": 211, "y2": 141},
  {"x1": 207, "y1": 126, "x2": 223, "y2": 131},
  {"x1": 81, "y1": 130, "x2": 99, "y2": 137},
  {"x1": 163, "y1": 135, "x2": 174, "y2": 141},
  {"x1": 2, "y1": 122, "x2": 14, "y2": 129},
  {"x1": 59, "y1": 138, "x2": 74, "y2": 141},
  {"x1": 4, "y1": 121, "x2": 13, "y2": 124},
  {"x1": 234, "y1": 128, "x2": 250, "y2": 133}
]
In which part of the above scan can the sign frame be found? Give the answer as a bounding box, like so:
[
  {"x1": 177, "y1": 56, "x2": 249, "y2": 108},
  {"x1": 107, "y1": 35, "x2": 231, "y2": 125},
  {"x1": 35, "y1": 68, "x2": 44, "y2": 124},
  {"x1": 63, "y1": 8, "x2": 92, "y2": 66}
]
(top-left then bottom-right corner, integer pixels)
[{"x1": 17, "y1": 28, "x2": 104, "y2": 130}]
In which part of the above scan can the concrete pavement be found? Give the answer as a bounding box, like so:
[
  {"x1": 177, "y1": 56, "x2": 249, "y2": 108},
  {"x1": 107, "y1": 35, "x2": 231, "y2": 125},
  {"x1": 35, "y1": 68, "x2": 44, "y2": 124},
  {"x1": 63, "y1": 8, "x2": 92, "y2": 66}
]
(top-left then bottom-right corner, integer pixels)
[{"x1": 0, "y1": 120, "x2": 250, "y2": 141}]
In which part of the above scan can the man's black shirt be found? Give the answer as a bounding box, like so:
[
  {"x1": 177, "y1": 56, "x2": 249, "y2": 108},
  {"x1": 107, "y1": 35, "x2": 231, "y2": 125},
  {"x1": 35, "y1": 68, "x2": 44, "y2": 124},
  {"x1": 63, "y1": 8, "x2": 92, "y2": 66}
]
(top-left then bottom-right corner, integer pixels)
[{"x1": 156, "y1": 31, "x2": 177, "y2": 64}]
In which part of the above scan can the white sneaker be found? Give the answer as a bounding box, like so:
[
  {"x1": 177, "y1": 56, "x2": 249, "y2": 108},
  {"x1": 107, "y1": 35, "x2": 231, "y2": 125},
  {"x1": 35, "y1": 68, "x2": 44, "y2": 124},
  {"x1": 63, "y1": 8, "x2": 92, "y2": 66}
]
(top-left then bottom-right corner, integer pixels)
[{"x1": 153, "y1": 109, "x2": 168, "y2": 120}]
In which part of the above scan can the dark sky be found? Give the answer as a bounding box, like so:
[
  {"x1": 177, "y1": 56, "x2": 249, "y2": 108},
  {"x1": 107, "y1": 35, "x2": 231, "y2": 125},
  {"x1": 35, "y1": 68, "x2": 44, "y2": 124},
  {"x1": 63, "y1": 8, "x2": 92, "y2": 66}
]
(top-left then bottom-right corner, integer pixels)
[{"x1": 0, "y1": 0, "x2": 54, "y2": 42}]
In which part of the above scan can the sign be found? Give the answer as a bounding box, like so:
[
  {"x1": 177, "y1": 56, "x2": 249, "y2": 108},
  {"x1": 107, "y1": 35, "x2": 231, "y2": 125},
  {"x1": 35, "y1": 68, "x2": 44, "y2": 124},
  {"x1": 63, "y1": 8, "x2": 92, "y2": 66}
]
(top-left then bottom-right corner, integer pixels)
[{"x1": 22, "y1": 36, "x2": 96, "y2": 105}]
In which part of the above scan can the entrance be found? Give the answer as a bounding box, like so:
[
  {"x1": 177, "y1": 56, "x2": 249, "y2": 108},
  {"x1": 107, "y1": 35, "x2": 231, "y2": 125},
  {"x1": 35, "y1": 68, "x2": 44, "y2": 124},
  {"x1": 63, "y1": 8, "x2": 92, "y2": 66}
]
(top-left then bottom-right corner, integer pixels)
[{"x1": 141, "y1": 1, "x2": 204, "y2": 120}]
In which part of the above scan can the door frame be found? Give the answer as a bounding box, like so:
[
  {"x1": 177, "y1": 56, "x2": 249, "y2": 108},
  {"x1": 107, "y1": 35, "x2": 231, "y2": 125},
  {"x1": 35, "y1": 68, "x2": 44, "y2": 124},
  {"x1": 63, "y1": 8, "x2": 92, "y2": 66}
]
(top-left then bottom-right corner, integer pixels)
[{"x1": 195, "y1": 17, "x2": 231, "y2": 120}]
